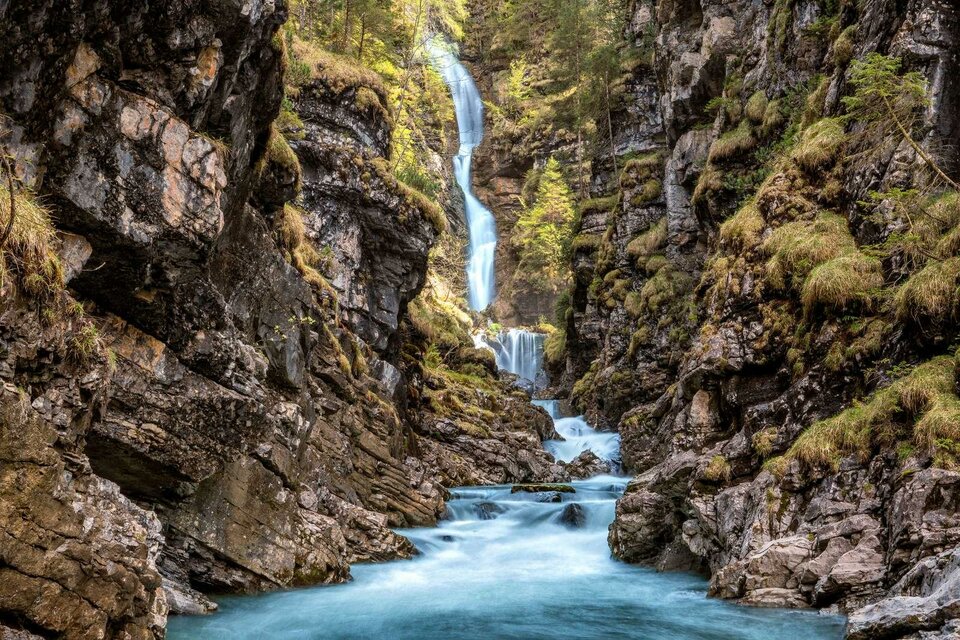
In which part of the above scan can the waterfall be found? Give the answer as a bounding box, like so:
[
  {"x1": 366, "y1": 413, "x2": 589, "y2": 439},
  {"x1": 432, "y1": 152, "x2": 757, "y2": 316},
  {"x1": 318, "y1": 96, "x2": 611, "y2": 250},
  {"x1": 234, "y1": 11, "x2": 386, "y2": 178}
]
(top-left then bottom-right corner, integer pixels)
[
  {"x1": 428, "y1": 40, "x2": 497, "y2": 311},
  {"x1": 494, "y1": 329, "x2": 544, "y2": 387}
]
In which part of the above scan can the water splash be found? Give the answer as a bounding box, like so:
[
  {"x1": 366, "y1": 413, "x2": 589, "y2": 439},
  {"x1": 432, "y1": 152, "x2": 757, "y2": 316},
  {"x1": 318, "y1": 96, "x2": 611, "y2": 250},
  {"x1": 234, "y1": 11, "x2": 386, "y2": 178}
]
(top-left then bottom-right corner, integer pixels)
[{"x1": 427, "y1": 39, "x2": 497, "y2": 311}]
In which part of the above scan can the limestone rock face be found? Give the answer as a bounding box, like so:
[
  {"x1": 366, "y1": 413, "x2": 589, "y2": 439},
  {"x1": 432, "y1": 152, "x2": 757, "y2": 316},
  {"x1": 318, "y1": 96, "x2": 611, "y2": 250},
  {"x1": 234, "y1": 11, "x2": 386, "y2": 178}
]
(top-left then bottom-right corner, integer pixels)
[
  {"x1": 550, "y1": 0, "x2": 960, "y2": 638},
  {"x1": 0, "y1": 1, "x2": 563, "y2": 636}
]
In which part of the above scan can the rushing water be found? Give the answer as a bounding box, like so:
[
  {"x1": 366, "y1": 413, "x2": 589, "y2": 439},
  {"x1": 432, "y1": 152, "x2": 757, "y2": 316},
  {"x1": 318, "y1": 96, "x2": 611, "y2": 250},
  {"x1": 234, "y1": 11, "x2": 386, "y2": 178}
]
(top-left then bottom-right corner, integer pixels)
[
  {"x1": 167, "y1": 38, "x2": 845, "y2": 640},
  {"x1": 169, "y1": 333, "x2": 846, "y2": 640},
  {"x1": 167, "y1": 474, "x2": 844, "y2": 640},
  {"x1": 428, "y1": 40, "x2": 497, "y2": 311},
  {"x1": 535, "y1": 399, "x2": 622, "y2": 464},
  {"x1": 485, "y1": 328, "x2": 544, "y2": 388}
]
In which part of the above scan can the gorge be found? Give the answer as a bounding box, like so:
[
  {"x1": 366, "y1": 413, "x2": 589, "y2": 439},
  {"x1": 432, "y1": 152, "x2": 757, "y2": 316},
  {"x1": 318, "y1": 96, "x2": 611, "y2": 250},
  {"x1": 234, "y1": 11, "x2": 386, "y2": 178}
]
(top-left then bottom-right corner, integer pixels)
[{"x1": 1, "y1": 1, "x2": 960, "y2": 640}]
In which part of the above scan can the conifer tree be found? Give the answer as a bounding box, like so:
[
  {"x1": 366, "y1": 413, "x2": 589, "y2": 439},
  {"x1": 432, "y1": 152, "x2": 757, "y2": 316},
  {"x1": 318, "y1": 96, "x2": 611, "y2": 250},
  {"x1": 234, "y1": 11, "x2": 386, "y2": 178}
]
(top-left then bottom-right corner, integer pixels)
[{"x1": 512, "y1": 158, "x2": 577, "y2": 292}]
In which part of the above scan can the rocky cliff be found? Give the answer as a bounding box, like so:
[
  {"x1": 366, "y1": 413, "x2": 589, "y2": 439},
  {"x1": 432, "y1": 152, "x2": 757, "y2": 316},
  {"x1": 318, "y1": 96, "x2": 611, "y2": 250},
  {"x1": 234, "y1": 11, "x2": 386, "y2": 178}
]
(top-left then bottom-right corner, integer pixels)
[
  {"x1": 0, "y1": 1, "x2": 561, "y2": 637},
  {"x1": 556, "y1": 0, "x2": 960, "y2": 637}
]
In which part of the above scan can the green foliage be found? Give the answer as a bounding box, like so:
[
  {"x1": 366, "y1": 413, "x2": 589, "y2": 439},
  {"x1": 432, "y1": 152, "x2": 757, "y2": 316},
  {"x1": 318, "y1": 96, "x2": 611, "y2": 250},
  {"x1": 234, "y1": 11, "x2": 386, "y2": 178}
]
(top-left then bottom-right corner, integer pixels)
[
  {"x1": 764, "y1": 212, "x2": 855, "y2": 289},
  {"x1": 843, "y1": 53, "x2": 956, "y2": 189},
  {"x1": 511, "y1": 158, "x2": 576, "y2": 293},
  {"x1": 787, "y1": 356, "x2": 960, "y2": 470}
]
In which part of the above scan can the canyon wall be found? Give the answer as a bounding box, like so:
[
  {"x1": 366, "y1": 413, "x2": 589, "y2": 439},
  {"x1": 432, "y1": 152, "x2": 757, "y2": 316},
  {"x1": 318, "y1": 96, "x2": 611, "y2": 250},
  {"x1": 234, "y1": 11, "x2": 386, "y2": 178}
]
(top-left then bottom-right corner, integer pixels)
[
  {"x1": 557, "y1": 0, "x2": 960, "y2": 637},
  {"x1": 0, "y1": 1, "x2": 561, "y2": 637}
]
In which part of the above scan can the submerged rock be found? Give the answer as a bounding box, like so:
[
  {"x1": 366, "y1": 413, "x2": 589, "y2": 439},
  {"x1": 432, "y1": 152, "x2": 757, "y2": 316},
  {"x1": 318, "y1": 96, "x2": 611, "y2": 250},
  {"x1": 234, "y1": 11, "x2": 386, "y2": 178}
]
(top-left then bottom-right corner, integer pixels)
[
  {"x1": 558, "y1": 504, "x2": 587, "y2": 529},
  {"x1": 475, "y1": 502, "x2": 505, "y2": 520},
  {"x1": 511, "y1": 483, "x2": 577, "y2": 494}
]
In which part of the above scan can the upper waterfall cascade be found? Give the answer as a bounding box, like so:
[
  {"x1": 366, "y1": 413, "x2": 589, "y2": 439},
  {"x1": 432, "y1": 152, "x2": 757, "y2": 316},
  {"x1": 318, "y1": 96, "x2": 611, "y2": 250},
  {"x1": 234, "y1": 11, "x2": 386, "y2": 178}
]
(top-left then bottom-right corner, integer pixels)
[{"x1": 428, "y1": 40, "x2": 497, "y2": 311}]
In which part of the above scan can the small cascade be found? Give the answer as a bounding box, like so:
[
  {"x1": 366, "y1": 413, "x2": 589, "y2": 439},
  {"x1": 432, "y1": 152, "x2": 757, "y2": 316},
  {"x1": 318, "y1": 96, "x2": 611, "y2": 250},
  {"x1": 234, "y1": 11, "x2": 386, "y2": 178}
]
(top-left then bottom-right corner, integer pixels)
[
  {"x1": 546, "y1": 416, "x2": 621, "y2": 464},
  {"x1": 494, "y1": 328, "x2": 544, "y2": 388},
  {"x1": 428, "y1": 40, "x2": 497, "y2": 311}
]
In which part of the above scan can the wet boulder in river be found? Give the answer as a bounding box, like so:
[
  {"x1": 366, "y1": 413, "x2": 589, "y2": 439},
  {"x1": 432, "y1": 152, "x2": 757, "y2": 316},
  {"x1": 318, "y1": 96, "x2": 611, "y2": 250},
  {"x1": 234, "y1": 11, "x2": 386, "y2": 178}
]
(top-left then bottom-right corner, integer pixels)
[
  {"x1": 475, "y1": 502, "x2": 505, "y2": 520},
  {"x1": 558, "y1": 504, "x2": 587, "y2": 528}
]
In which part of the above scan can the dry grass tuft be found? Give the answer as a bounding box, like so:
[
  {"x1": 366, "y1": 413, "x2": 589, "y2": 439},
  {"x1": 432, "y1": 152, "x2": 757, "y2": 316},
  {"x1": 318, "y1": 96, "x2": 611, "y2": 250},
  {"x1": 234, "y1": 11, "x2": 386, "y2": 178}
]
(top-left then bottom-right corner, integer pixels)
[
  {"x1": 763, "y1": 211, "x2": 855, "y2": 289},
  {"x1": 719, "y1": 200, "x2": 765, "y2": 251},
  {"x1": 0, "y1": 184, "x2": 63, "y2": 300},
  {"x1": 791, "y1": 118, "x2": 845, "y2": 172},
  {"x1": 801, "y1": 252, "x2": 883, "y2": 316}
]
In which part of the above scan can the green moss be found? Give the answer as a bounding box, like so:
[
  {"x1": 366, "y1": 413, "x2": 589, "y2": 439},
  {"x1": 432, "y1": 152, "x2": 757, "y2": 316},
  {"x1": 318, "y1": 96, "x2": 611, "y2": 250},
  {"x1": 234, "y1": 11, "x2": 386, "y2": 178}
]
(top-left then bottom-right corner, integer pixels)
[
  {"x1": 624, "y1": 291, "x2": 643, "y2": 319},
  {"x1": 570, "y1": 233, "x2": 602, "y2": 253},
  {"x1": 761, "y1": 99, "x2": 786, "y2": 137},
  {"x1": 274, "y1": 204, "x2": 338, "y2": 302},
  {"x1": 626, "y1": 218, "x2": 667, "y2": 261},
  {"x1": 264, "y1": 124, "x2": 302, "y2": 192},
  {"x1": 639, "y1": 265, "x2": 691, "y2": 314},
  {"x1": 544, "y1": 328, "x2": 566, "y2": 366},
  {"x1": 578, "y1": 193, "x2": 621, "y2": 217}
]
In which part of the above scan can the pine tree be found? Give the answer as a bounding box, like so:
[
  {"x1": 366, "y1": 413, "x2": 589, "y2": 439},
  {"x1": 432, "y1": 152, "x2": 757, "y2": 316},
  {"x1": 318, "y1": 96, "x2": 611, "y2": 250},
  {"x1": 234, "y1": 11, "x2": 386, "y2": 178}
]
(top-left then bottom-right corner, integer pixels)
[{"x1": 512, "y1": 158, "x2": 577, "y2": 292}]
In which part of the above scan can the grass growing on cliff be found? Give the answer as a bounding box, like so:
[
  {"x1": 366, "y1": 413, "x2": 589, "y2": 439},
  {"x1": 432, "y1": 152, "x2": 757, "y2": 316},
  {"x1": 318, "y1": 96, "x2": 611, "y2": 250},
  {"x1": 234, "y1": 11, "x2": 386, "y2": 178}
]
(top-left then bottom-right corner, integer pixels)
[
  {"x1": 786, "y1": 355, "x2": 960, "y2": 470},
  {"x1": 703, "y1": 455, "x2": 732, "y2": 482},
  {"x1": 275, "y1": 204, "x2": 337, "y2": 302},
  {"x1": 0, "y1": 183, "x2": 64, "y2": 300},
  {"x1": 801, "y1": 252, "x2": 883, "y2": 316},
  {"x1": 719, "y1": 200, "x2": 764, "y2": 251},
  {"x1": 709, "y1": 121, "x2": 758, "y2": 162},
  {"x1": 791, "y1": 118, "x2": 845, "y2": 172},
  {"x1": 264, "y1": 124, "x2": 303, "y2": 191},
  {"x1": 369, "y1": 157, "x2": 447, "y2": 233},
  {"x1": 763, "y1": 212, "x2": 855, "y2": 289},
  {"x1": 894, "y1": 257, "x2": 960, "y2": 328}
]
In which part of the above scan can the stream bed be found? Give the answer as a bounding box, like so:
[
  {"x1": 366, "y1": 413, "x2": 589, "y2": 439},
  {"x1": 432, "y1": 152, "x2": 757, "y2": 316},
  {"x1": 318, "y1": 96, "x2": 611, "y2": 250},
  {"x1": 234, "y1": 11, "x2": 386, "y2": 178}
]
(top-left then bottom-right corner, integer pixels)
[{"x1": 168, "y1": 406, "x2": 846, "y2": 640}]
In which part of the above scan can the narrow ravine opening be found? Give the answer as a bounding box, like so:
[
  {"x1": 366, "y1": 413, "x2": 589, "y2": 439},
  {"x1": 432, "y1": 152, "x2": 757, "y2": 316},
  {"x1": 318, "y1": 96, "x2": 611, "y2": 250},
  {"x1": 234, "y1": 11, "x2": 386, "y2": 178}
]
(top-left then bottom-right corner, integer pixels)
[{"x1": 168, "y1": 44, "x2": 846, "y2": 640}]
